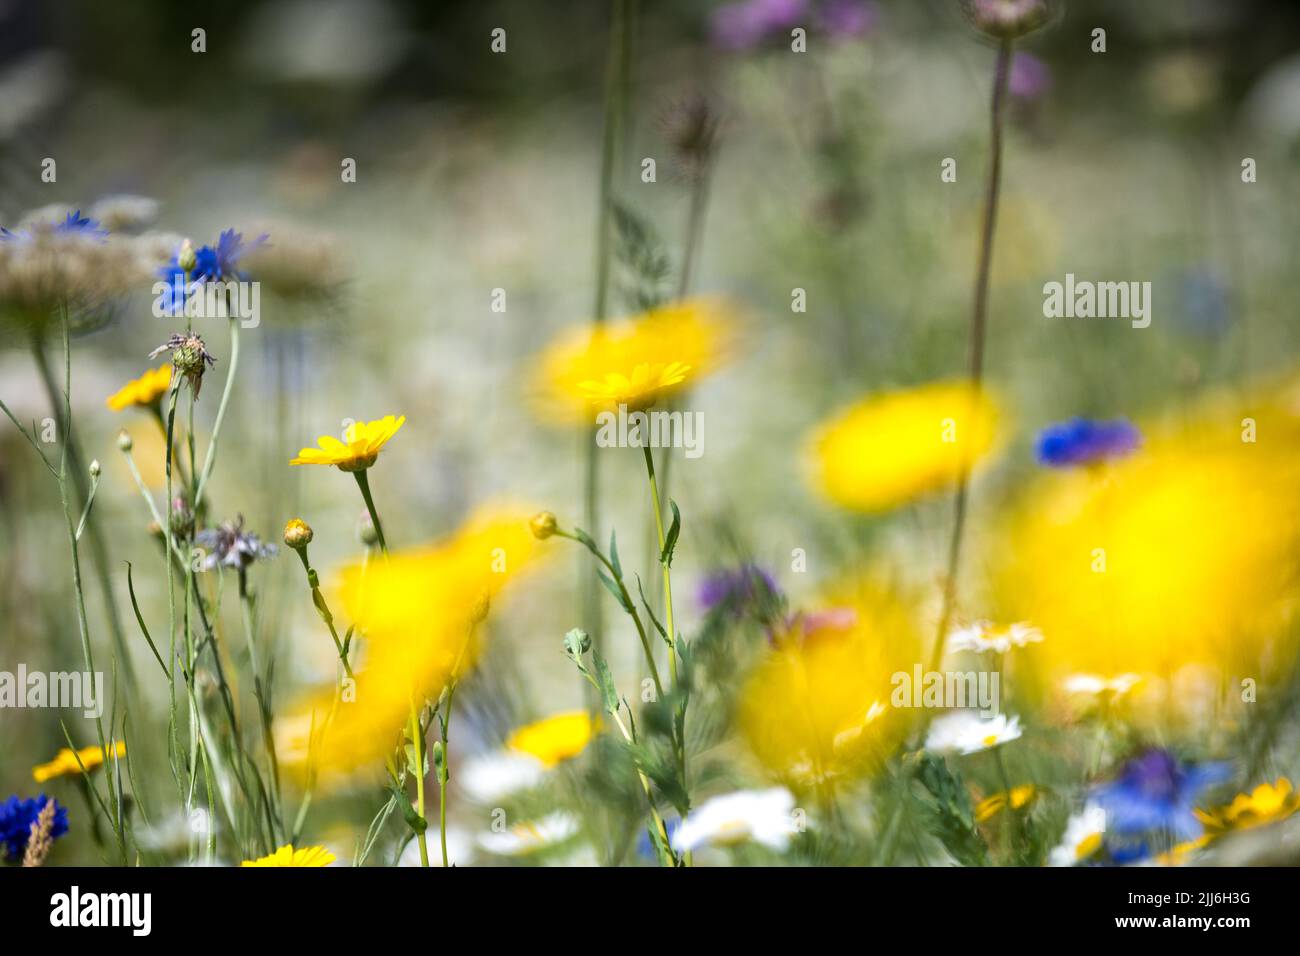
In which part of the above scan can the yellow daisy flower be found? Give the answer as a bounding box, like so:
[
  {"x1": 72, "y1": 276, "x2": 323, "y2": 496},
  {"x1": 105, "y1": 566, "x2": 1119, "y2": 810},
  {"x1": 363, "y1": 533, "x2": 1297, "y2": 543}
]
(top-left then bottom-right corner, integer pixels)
[
  {"x1": 275, "y1": 504, "x2": 543, "y2": 779},
  {"x1": 974, "y1": 784, "x2": 1038, "y2": 823},
  {"x1": 105, "y1": 365, "x2": 171, "y2": 411},
  {"x1": 992, "y1": 404, "x2": 1300, "y2": 706},
  {"x1": 1195, "y1": 778, "x2": 1298, "y2": 835},
  {"x1": 33, "y1": 742, "x2": 127, "y2": 783},
  {"x1": 240, "y1": 844, "x2": 336, "y2": 867},
  {"x1": 506, "y1": 711, "x2": 596, "y2": 768},
  {"x1": 577, "y1": 361, "x2": 692, "y2": 409},
  {"x1": 807, "y1": 380, "x2": 1002, "y2": 513},
  {"x1": 290, "y1": 415, "x2": 405, "y2": 471},
  {"x1": 738, "y1": 576, "x2": 921, "y2": 792},
  {"x1": 531, "y1": 296, "x2": 735, "y2": 421}
]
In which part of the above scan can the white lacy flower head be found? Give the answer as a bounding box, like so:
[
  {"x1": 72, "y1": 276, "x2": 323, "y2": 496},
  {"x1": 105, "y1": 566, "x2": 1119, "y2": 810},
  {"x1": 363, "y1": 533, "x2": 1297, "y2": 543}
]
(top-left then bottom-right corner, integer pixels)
[
  {"x1": 947, "y1": 620, "x2": 1043, "y2": 655},
  {"x1": 1048, "y1": 804, "x2": 1106, "y2": 866},
  {"x1": 1062, "y1": 673, "x2": 1143, "y2": 698},
  {"x1": 925, "y1": 711, "x2": 1022, "y2": 755},
  {"x1": 459, "y1": 750, "x2": 547, "y2": 804},
  {"x1": 671, "y1": 787, "x2": 799, "y2": 854},
  {"x1": 476, "y1": 811, "x2": 580, "y2": 857}
]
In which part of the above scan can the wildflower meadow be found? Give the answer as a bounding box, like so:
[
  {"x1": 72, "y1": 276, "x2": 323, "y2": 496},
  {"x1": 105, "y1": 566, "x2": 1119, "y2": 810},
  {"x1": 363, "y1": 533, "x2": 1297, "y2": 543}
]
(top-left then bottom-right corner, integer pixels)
[{"x1": 1, "y1": 0, "x2": 1299, "y2": 923}]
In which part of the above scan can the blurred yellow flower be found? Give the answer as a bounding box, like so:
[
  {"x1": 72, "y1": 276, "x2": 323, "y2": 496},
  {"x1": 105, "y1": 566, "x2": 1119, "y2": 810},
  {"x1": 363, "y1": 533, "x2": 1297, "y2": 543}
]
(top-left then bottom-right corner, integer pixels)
[
  {"x1": 33, "y1": 742, "x2": 126, "y2": 783},
  {"x1": 974, "y1": 784, "x2": 1038, "y2": 823},
  {"x1": 241, "y1": 844, "x2": 336, "y2": 867},
  {"x1": 992, "y1": 416, "x2": 1300, "y2": 702},
  {"x1": 276, "y1": 504, "x2": 541, "y2": 778},
  {"x1": 531, "y1": 296, "x2": 734, "y2": 422},
  {"x1": 1195, "y1": 778, "x2": 1298, "y2": 836},
  {"x1": 738, "y1": 576, "x2": 921, "y2": 791},
  {"x1": 578, "y1": 361, "x2": 692, "y2": 408},
  {"x1": 105, "y1": 365, "x2": 171, "y2": 411},
  {"x1": 808, "y1": 380, "x2": 1002, "y2": 513},
  {"x1": 290, "y1": 414, "x2": 405, "y2": 471},
  {"x1": 506, "y1": 710, "x2": 595, "y2": 768}
]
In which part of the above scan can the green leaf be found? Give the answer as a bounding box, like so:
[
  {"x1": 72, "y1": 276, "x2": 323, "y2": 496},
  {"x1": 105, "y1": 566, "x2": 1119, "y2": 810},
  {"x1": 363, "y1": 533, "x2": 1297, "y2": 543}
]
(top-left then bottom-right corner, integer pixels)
[
  {"x1": 634, "y1": 573, "x2": 668, "y2": 642},
  {"x1": 389, "y1": 783, "x2": 428, "y2": 835},
  {"x1": 593, "y1": 651, "x2": 620, "y2": 716},
  {"x1": 126, "y1": 562, "x2": 170, "y2": 679},
  {"x1": 597, "y1": 567, "x2": 634, "y2": 613},
  {"x1": 660, "y1": 500, "x2": 681, "y2": 567},
  {"x1": 571, "y1": 526, "x2": 599, "y2": 555},
  {"x1": 609, "y1": 529, "x2": 623, "y2": 580},
  {"x1": 913, "y1": 754, "x2": 989, "y2": 867}
]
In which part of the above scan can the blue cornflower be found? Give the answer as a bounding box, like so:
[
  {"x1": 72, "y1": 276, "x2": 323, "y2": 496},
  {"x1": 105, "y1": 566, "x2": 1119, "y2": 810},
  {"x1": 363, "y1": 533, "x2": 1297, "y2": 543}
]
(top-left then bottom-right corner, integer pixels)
[
  {"x1": 157, "y1": 228, "x2": 268, "y2": 315},
  {"x1": 0, "y1": 209, "x2": 108, "y2": 242},
  {"x1": 1035, "y1": 417, "x2": 1140, "y2": 467},
  {"x1": 1092, "y1": 750, "x2": 1230, "y2": 840},
  {"x1": 0, "y1": 794, "x2": 69, "y2": 861},
  {"x1": 698, "y1": 564, "x2": 778, "y2": 615},
  {"x1": 192, "y1": 228, "x2": 268, "y2": 284}
]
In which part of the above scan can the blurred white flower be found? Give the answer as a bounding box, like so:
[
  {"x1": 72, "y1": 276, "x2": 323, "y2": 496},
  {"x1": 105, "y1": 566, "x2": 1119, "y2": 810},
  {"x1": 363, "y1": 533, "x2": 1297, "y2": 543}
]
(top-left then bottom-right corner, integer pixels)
[
  {"x1": 476, "y1": 812, "x2": 580, "y2": 857},
  {"x1": 672, "y1": 788, "x2": 798, "y2": 854},
  {"x1": 1062, "y1": 673, "x2": 1142, "y2": 698},
  {"x1": 459, "y1": 751, "x2": 547, "y2": 804},
  {"x1": 1048, "y1": 804, "x2": 1106, "y2": 866},
  {"x1": 399, "y1": 826, "x2": 472, "y2": 867},
  {"x1": 925, "y1": 712, "x2": 1021, "y2": 755},
  {"x1": 947, "y1": 621, "x2": 1042, "y2": 655}
]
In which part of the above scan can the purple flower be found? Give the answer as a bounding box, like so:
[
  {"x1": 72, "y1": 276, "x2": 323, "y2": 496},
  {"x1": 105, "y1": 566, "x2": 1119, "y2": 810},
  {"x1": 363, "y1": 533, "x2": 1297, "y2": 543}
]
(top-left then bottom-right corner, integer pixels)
[
  {"x1": 818, "y1": 0, "x2": 878, "y2": 39},
  {"x1": 711, "y1": 0, "x2": 809, "y2": 51},
  {"x1": 1035, "y1": 417, "x2": 1141, "y2": 467},
  {"x1": 0, "y1": 794, "x2": 68, "y2": 861},
  {"x1": 698, "y1": 564, "x2": 778, "y2": 615},
  {"x1": 1009, "y1": 52, "x2": 1052, "y2": 101},
  {"x1": 1092, "y1": 750, "x2": 1230, "y2": 840}
]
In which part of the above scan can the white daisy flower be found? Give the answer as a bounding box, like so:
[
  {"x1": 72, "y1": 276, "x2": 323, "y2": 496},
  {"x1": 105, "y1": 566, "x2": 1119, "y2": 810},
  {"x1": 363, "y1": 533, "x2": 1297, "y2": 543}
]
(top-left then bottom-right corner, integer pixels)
[
  {"x1": 672, "y1": 788, "x2": 799, "y2": 854},
  {"x1": 947, "y1": 620, "x2": 1043, "y2": 655},
  {"x1": 476, "y1": 811, "x2": 580, "y2": 857},
  {"x1": 459, "y1": 751, "x2": 547, "y2": 804},
  {"x1": 1062, "y1": 673, "x2": 1143, "y2": 698},
  {"x1": 1048, "y1": 804, "x2": 1107, "y2": 866},
  {"x1": 925, "y1": 711, "x2": 1022, "y2": 755}
]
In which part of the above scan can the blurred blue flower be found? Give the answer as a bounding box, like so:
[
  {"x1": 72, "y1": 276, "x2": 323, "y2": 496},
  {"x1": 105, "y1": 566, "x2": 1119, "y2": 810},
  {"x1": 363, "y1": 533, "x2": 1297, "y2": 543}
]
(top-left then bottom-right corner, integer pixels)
[
  {"x1": 1035, "y1": 417, "x2": 1141, "y2": 467},
  {"x1": 192, "y1": 228, "x2": 267, "y2": 284},
  {"x1": 1, "y1": 209, "x2": 108, "y2": 242},
  {"x1": 0, "y1": 794, "x2": 68, "y2": 861},
  {"x1": 698, "y1": 564, "x2": 778, "y2": 615},
  {"x1": 711, "y1": 0, "x2": 808, "y2": 50},
  {"x1": 1092, "y1": 750, "x2": 1230, "y2": 840},
  {"x1": 157, "y1": 228, "x2": 269, "y2": 316},
  {"x1": 1174, "y1": 267, "x2": 1231, "y2": 338}
]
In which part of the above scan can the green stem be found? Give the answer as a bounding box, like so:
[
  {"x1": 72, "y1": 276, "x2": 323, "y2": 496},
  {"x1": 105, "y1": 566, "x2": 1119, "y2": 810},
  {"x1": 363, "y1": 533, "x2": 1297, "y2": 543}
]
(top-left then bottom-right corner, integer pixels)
[
  {"x1": 353, "y1": 469, "x2": 388, "y2": 556},
  {"x1": 640, "y1": 445, "x2": 689, "y2": 865},
  {"x1": 409, "y1": 702, "x2": 430, "y2": 868},
  {"x1": 194, "y1": 317, "x2": 239, "y2": 510},
  {"x1": 438, "y1": 684, "x2": 457, "y2": 868},
  {"x1": 927, "y1": 38, "x2": 1013, "y2": 677},
  {"x1": 582, "y1": 0, "x2": 633, "y2": 669},
  {"x1": 55, "y1": 314, "x2": 126, "y2": 861}
]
